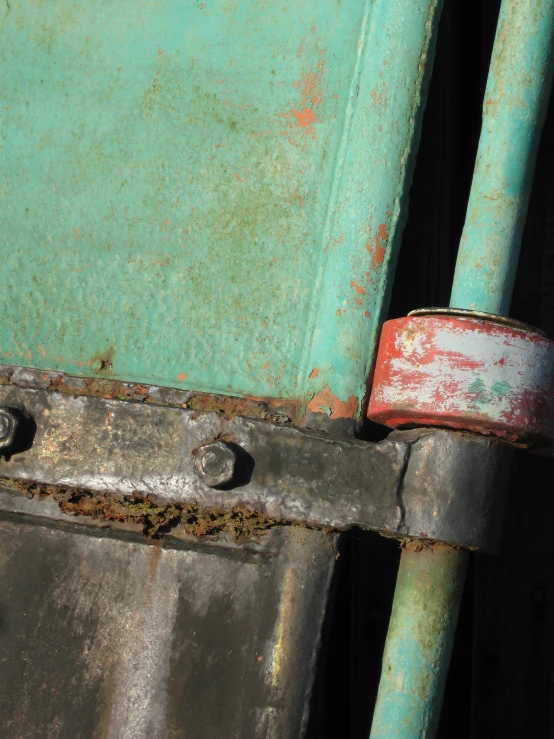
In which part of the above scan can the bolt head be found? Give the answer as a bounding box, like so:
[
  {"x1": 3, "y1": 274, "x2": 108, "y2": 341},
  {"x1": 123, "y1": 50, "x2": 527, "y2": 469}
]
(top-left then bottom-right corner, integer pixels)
[
  {"x1": 194, "y1": 441, "x2": 237, "y2": 488},
  {"x1": 0, "y1": 408, "x2": 18, "y2": 450}
]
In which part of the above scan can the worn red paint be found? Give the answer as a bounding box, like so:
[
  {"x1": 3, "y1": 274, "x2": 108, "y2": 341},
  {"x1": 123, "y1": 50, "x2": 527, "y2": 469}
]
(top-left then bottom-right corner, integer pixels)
[
  {"x1": 176, "y1": 373, "x2": 187, "y2": 381},
  {"x1": 350, "y1": 280, "x2": 366, "y2": 295},
  {"x1": 368, "y1": 314, "x2": 554, "y2": 445},
  {"x1": 307, "y1": 385, "x2": 358, "y2": 419},
  {"x1": 309, "y1": 367, "x2": 319, "y2": 379}
]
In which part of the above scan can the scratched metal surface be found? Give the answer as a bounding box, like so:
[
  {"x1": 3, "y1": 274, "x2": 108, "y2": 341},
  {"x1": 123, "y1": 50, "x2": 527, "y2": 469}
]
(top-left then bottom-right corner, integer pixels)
[
  {"x1": 0, "y1": 0, "x2": 442, "y2": 418},
  {"x1": 0, "y1": 517, "x2": 338, "y2": 739}
]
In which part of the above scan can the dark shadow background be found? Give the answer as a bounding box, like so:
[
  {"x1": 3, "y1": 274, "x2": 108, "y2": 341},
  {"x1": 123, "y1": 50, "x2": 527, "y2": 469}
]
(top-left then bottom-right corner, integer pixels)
[{"x1": 308, "y1": 0, "x2": 554, "y2": 736}]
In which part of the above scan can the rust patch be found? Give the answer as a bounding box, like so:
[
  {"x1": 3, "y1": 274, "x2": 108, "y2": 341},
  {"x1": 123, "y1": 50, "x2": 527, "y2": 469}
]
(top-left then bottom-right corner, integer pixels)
[
  {"x1": 309, "y1": 367, "x2": 319, "y2": 379},
  {"x1": 290, "y1": 106, "x2": 315, "y2": 128},
  {"x1": 4, "y1": 478, "x2": 281, "y2": 540},
  {"x1": 91, "y1": 348, "x2": 115, "y2": 375},
  {"x1": 0, "y1": 366, "x2": 299, "y2": 424},
  {"x1": 185, "y1": 393, "x2": 296, "y2": 424},
  {"x1": 279, "y1": 57, "x2": 325, "y2": 145},
  {"x1": 366, "y1": 222, "x2": 388, "y2": 267},
  {"x1": 306, "y1": 385, "x2": 358, "y2": 419},
  {"x1": 399, "y1": 538, "x2": 462, "y2": 553}
]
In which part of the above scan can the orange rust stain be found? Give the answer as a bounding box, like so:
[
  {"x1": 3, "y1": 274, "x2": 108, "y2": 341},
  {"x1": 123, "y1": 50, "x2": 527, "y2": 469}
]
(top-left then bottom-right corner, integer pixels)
[
  {"x1": 371, "y1": 88, "x2": 384, "y2": 106},
  {"x1": 350, "y1": 280, "x2": 366, "y2": 295},
  {"x1": 73, "y1": 228, "x2": 81, "y2": 240},
  {"x1": 307, "y1": 385, "x2": 358, "y2": 420},
  {"x1": 354, "y1": 298, "x2": 362, "y2": 306},
  {"x1": 24, "y1": 349, "x2": 31, "y2": 360},
  {"x1": 364, "y1": 311, "x2": 370, "y2": 318},
  {"x1": 291, "y1": 107, "x2": 315, "y2": 127},
  {"x1": 176, "y1": 373, "x2": 187, "y2": 381},
  {"x1": 263, "y1": 363, "x2": 269, "y2": 370},
  {"x1": 286, "y1": 189, "x2": 307, "y2": 207},
  {"x1": 309, "y1": 367, "x2": 319, "y2": 379},
  {"x1": 366, "y1": 222, "x2": 388, "y2": 267},
  {"x1": 36, "y1": 345, "x2": 47, "y2": 358},
  {"x1": 297, "y1": 36, "x2": 306, "y2": 58},
  {"x1": 373, "y1": 243, "x2": 385, "y2": 266},
  {"x1": 336, "y1": 308, "x2": 346, "y2": 316}
]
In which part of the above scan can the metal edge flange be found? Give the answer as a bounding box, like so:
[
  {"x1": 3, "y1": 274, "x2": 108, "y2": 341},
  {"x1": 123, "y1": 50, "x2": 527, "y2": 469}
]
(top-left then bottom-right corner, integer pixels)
[{"x1": 367, "y1": 310, "x2": 554, "y2": 446}]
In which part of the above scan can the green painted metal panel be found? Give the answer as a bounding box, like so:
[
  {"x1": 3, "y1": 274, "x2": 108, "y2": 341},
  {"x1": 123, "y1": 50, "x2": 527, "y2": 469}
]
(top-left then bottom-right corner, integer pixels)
[{"x1": 0, "y1": 0, "x2": 441, "y2": 417}]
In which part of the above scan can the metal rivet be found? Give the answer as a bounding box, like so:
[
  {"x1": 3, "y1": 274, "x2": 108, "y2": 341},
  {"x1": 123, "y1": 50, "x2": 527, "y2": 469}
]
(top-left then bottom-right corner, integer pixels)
[
  {"x1": 0, "y1": 408, "x2": 19, "y2": 450},
  {"x1": 193, "y1": 441, "x2": 238, "y2": 488}
]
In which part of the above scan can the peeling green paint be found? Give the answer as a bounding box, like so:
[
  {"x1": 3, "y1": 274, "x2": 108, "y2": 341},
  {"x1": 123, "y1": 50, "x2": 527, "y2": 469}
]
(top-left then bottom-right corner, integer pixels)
[
  {"x1": 0, "y1": 0, "x2": 442, "y2": 416},
  {"x1": 469, "y1": 377, "x2": 511, "y2": 409}
]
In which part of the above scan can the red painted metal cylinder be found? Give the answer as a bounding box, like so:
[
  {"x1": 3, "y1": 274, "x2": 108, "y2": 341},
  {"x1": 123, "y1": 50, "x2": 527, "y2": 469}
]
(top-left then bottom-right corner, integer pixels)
[{"x1": 367, "y1": 313, "x2": 554, "y2": 445}]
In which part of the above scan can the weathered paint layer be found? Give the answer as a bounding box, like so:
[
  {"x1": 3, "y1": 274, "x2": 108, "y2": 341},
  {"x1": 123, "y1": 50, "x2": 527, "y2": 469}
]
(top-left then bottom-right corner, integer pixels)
[
  {"x1": 0, "y1": 0, "x2": 443, "y2": 418},
  {"x1": 368, "y1": 314, "x2": 554, "y2": 444}
]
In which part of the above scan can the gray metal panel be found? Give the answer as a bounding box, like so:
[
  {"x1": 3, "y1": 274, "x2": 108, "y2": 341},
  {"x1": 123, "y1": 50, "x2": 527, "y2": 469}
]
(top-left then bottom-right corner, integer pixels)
[{"x1": 0, "y1": 514, "x2": 338, "y2": 738}]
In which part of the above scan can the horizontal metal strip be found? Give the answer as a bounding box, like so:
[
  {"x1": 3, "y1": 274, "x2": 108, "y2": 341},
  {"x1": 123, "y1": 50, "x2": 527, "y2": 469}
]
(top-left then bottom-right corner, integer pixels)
[{"x1": 0, "y1": 385, "x2": 511, "y2": 549}]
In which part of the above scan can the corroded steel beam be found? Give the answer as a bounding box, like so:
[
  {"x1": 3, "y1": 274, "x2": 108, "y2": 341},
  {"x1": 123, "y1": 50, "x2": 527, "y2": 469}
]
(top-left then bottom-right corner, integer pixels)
[{"x1": 0, "y1": 380, "x2": 510, "y2": 550}]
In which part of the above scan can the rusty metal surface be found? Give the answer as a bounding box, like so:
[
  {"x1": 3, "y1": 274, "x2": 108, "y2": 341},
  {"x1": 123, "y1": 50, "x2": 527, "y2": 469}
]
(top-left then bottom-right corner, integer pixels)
[
  {"x1": 368, "y1": 313, "x2": 554, "y2": 445},
  {"x1": 0, "y1": 0, "x2": 444, "y2": 419},
  {"x1": 0, "y1": 383, "x2": 511, "y2": 550},
  {"x1": 0, "y1": 515, "x2": 338, "y2": 738}
]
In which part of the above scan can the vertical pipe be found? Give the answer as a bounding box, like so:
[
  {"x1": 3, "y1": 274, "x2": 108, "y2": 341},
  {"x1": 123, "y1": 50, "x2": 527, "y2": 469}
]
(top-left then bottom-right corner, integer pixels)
[
  {"x1": 370, "y1": 545, "x2": 468, "y2": 739},
  {"x1": 450, "y1": 0, "x2": 554, "y2": 314},
  {"x1": 371, "y1": 1, "x2": 554, "y2": 737}
]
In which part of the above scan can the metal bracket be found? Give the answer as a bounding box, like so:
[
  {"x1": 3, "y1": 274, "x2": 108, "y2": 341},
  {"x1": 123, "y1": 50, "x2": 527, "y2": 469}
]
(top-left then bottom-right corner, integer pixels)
[{"x1": 0, "y1": 381, "x2": 511, "y2": 550}]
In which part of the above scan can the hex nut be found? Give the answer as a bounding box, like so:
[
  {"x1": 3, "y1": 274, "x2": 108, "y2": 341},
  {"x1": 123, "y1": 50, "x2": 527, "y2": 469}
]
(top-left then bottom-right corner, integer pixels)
[
  {"x1": 193, "y1": 441, "x2": 238, "y2": 488},
  {"x1": 0, "y1": 408, "x2": 19, "y2": 451}
]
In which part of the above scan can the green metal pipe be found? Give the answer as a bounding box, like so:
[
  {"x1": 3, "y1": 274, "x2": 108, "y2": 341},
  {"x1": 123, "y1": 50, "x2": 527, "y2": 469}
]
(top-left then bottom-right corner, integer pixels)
[
  {"x1": 369, "y1": 545, "x2": 468, "y2": 739},
  {"x1": 450, "y1": 0, "x2": 554, "y2": 314},
  {"x1": 371, "y1": 1, "x2": 554, "y2": 737}
]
